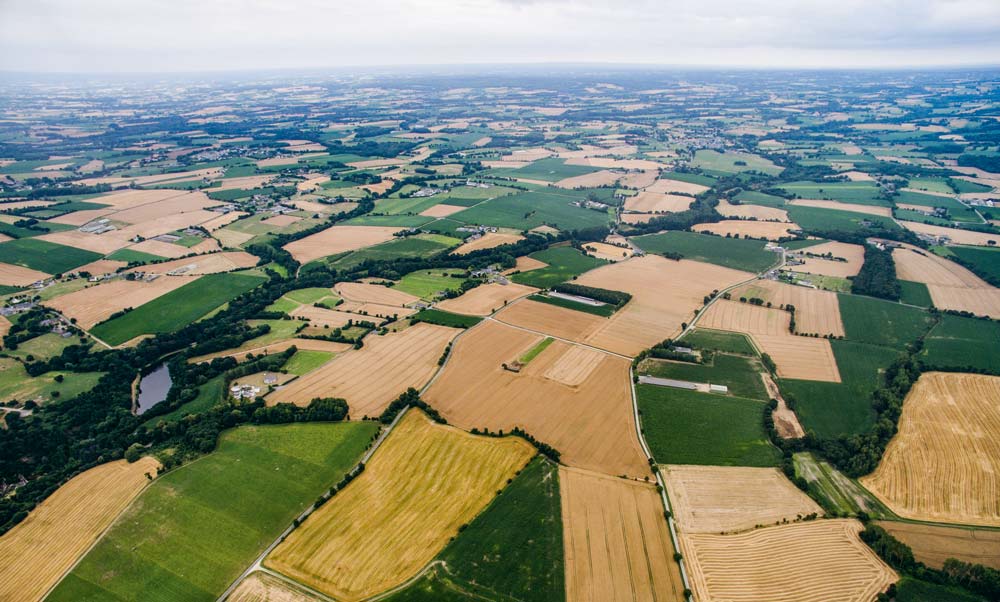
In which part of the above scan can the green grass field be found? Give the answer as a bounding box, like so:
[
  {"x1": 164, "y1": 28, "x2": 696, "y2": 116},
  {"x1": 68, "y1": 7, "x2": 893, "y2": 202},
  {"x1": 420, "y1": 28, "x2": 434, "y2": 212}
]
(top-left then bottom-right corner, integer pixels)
[
  {"x1": 838, "y1": 293, "x2": 934, "y2": 350},
  {"x1": 0, "y1": 358, "x2": 103, "y2": 405},
  {"x1": 144, "y1": 373, "x2": 225, "y2": 426},
  {"x1": 898, "y1": 280, "x2": 933, "y2": 308},
  {"x1": 520, "y1": 337, "x2": 555, "y2": 364},
  {"x1": 528, "y1": 293, "x2": 616, "y2": 316},
  {"x1": 510, "y1": 246, "x2": 607, "y2": 288},
  {"x1": 283, "y1": 350, "x2": 334, "y2": 376},
  {"x1": 6, "y1": 333, "x2": 82, "y2": 362},
  {"x1": 393, "y1": 268, "x2": 467, "y2": 299},
  {"x1": 780, "y1": 181, "x2": 885, "y2": 205},
  {"x1": 637, "y1": 385, "x2": 779, "y2": 467},
  {"x1": 631, "y1": 230, "x2": 777, "y2": 272},
  {"x1": 105, "y1": 248, "x2": 165, "y2": 264},
  {"x1": 691, "y1": 150, "x2": 782, "y2": 176},
  {"x1": 0, "y1": 238, "x2": 102, "y2": 274},
  {"x1": 342, "y1": 214, "x2": 436, "y2": 228},
  {"x1": 792, "y1": 452, "x2": 892, "y2": 518},
  {"x1": 642, "y1": 353, "x2": 767, "y2": 400},
  {"x1": 285, "y1": 287, "x2": 337, "y2": 305},
  {"x1": 780, "y1": 340, "x2": 901, "y2": 438},
  {"x1": 681, "y1": 328, "x2": 757, "y2": 355},
  {"x1": 948, "y1": 245, "x2": 1000, "y2": 282},
  {"x1": 92, "y1": 272, "x2": 267, "y2": 345},
  {"x1": 47, "y1": 422, "x2": 377, "y2": 602},
  {"x1": 734, "y1": 190, "x2": 788, "y2": 208},
  {"x1": 412, "y1": 308, "x2": 482, "y2": 328},
  {"x1": 787, "y1": 205, "x2": 900, "y2": 233},
  {"x1": 450, "y1": 189, "x2": 611, "y2": 232},
  {"x1": 489, "y1": 157, "x2": 602, "y2": 182},
  {"x1": 327, "y1": 235, "x2": 459, "y2": 271},
  {"x1": 921, "y1": 314, "x2": 1000, "y2": 374},
  {"x1": 894, "y1": 577, "x2": 986, "y2": 602}
]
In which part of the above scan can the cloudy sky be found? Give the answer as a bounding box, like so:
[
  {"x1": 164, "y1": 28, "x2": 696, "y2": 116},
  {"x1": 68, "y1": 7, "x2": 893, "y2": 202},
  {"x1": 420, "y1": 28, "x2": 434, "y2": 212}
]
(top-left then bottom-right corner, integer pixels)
[{"x1": 1, "y1": 0, "x2": 999, "y2": 72}]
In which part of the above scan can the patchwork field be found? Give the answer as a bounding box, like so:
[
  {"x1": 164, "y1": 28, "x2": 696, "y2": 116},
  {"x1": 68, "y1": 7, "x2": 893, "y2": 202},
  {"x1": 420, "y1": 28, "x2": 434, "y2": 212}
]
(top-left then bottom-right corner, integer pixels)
[
  {"x1": 664, "y1": 465, "x2": 823, "y2": 534},
  {"x1": 268, "y1": 323, "x2": 459, "y2": 418},
  {"x1": 46, "y1": 274, "x2": 198, "y2": 329},
  {"x1": 893, "y1": 244, "x2": 1000, "y2": 318},
  {"x1": 698, "y1": 299, "x2": 841, "y2": 381},
  {"x1": 560, "y1": 466, "x2": 686, "y2": 602},
  {"x1": 434, "y1": 281, "x2": 537, "y2": 315},
  {"x1": 266, "y1": 411, "x2": 534, "y2": 602},
  {"x1": 283, "y1": 225, "x2": 402, "y2": 264},
  {"x1": 424, "y1": 320, "x2": 649, "y2": 477},
  {"x1": 732, "y1": 279, "x2": 845, "y2": 336},
  {"x1": 693, "y1": 220, "x2": 797, "y2": 240},
  {"x1": 0, "y1": 457, "x2": 160, "y2": 602},
  {"x1": 47, "y1": 422, "x2": 375, "y2": 602},
  {"x1": 861, "y1": 372, "x2": 1000, "y2": 526},
  {"x1": 681, "y1": 520, "x2": 896, "y2": 602}
]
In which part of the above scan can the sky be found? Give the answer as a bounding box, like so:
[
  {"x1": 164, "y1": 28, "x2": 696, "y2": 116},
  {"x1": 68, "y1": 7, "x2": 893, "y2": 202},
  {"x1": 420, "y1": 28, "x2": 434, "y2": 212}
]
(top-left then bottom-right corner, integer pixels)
[{"x1": 1, "y1": 0, "x2": 1000, "y2": 72}]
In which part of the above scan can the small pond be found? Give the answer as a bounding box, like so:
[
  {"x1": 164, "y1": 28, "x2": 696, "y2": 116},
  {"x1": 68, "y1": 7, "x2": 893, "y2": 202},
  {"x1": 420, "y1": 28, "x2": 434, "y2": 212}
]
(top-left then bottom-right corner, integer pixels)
[{"x1": 135, "y1": 364, "x2": 172, "y2": 415}]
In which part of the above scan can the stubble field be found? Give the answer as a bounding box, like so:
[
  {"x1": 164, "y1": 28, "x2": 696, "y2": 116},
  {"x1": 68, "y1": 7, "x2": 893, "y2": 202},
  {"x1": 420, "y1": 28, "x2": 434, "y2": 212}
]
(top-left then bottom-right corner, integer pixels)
[
  {"x1": 434, "y1": 281, "x2": 537, "y2": 315},
  {"x1": 283, "y1": 225, "x2": 402, "y2": 264}
]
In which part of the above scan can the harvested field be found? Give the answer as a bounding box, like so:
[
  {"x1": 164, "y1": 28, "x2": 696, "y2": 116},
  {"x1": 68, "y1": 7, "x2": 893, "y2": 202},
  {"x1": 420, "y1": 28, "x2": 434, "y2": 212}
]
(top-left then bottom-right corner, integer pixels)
[
  {"x1": 261, "y1": 214, "x2": 301, "y2": 227},
  {"x1": 229, "y1": 572, "x2": 320, "y2": 602},
  {"x1": 283, "y1": 226, "x2": 401, "y2": 264},
  {"x1": 693, "y1": 220, "x2": 797, "y2": 240},
  {"x1": 681, "y1": 520, "x2": 896, "y2": 602},
  {"x1": 698, "y1": 299, "x2": 841, "y2": 381},
  {"x1": 646, "y1": 178, "x2": 711, "y2": 195},
  {"x1": 624, "y1": 191, "x2": 693, "y2": 213},
  {"x1": 503, "y1": 255, "x2": 548, "y2": 275},
  {"x1": 435, "y1": 282, "x2": 537, "y2": 316},
  {"x1": 0, "y1": 261, "x2": 50, "y2": 285},
  {"x1": 861, "y1": 372, "x2": 1000, "y2": 526},
  {"x1": 266, "y1": 411, "x2": 534, "y2": 601},
  {"x1": 190, "y1": 338, "x2": 351, "y2": 364},
  {"x1": 75, "y1": 259, "x2": 127, "y2": 277},
  {"x1": 212, "y1": 175, "x2": 275, "y2": 191},
  {"x1": 418, "y1": 203, "x2": 465, "y2": 217},
  {"x1": 425, "y1": 320, "x2": 649, "y2": 477},
  {"x1": 336, "y1": 301, "x2": 417, "y2": 319},
  {"x1": 619, "y1": 170, "x2": 659, "y2": 189},
  {"x1": 560, "y1": 466, "x2": 686, "y2": 602},
  {"x1": 664, "y1": 465, "x2": 822, "y2": 534},
  {"x1": 565, "y1": 255, "x2": 748, "y2": 356},
  {"x1": 0, "y1": 457, "x2": 160, "y2": 602},
  {"x1": 334, "y1": 281, "x2": 419, "y2": 306},
  {"x1": 789, "y1": 199, "x2": 893, "y2": 217},
  {"x1": 893, "y1": 244, "x2": 1000, "y2": 318},
  {"x1": 128, "y1": 251, "x2": 258, "y2": 276},
  {"x1": 452, "y1": 231, "x2": 524, "y2": 254},
  {"x1": 127, "y1": 238, "x2": 197, "y2": 258},
  {"x1": 495, "y1": 298, "x2": 608, "y2": 342},
  {"x1": 791, "y1": 241, "x2": 865, "y2": 278},
  {"x1": 717, "y1": 199, "x2": 789, "y2": 221},
  {"x1": 620, "y1": 212, "x2": 657, "y2": 224},
  {"x1": 554, "y1": 169, "x2": 621, "y2": 189},
  {"x1": 36, "y1": 230, "x2": 130, "y2": 254},
  {"x1": 901, "y1": 221, "x2": 1000, "y2": 246},
  {"x1": 268, "y1": 323, "x2": 458, "y2": 417},
  {"x1": 582, "y1": 241, "x2": 632, "y2": 261},
  {"x1": 80, "y1": 167, "x2": 222, "y2": 187},
  {"x1": 46, "y1": 275, "x2": 198, "y2": 329},
  {"x1": 731, "y1": 279, "x2": 845, "y2": 336},
  {"x1": 567, "y1": 157, "x2": 664, "y2": 170},
  {"x1": 875, "y1": 521, "x2": 1000, "y2": 570},
  {"x1": 289, "y1": 305, "x2": 357, "y2": 329},
  {"x1": 214, "y1": 228, "x2": 255, "y2": 247}
]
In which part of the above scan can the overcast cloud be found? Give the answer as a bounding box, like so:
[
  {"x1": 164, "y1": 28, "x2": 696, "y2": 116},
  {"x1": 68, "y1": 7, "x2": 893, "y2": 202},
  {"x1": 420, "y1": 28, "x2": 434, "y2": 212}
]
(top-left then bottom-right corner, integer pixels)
[{"x1": 1, "y1": 0, "x2": 999, "y2": 72}]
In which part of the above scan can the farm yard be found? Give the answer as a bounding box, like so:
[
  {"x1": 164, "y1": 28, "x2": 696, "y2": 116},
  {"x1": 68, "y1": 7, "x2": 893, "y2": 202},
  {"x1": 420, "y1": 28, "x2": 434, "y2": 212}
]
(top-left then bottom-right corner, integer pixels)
[{"x1": 265, "y1": 411, "x2": 534, "y2": 601}]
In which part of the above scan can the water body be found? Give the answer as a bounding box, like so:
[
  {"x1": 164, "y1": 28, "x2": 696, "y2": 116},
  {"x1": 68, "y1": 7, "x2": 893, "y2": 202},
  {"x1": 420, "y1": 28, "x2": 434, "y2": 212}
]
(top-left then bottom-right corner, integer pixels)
[{"x1": 135, "y1": 364, "x2": 172, "y2": 415}]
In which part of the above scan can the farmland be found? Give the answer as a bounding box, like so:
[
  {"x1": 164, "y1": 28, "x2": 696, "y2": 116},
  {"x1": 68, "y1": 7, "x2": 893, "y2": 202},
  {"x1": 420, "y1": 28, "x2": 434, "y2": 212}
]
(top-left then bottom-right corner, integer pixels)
[
  {"x1": 434, "y1": 281, "x2": 537, "y2": 315},
  {"x1": 876, "y1": 521, "x2": 1000, "y2": 570},
  {"x1": 265, "y1": 411, "x2": 534, "y2": 601},
  {"x1": 0, "y1": 457, "x2": 159, "y2": 602},
  {"x1": 631, "y1": 230, "x2": 778, "y2": 272},
  {"x1": 640, "y1": 353, "x2": 768, "y2": 399},
  {"x1": 861, "y1": 372, "x2": 1000, "y2": 526},
  {"x1": 90, "y1": 272, "x2": 267, "y2": 345},
  {"x1": 509, "y1": 245, "x2": 606, "y2": 288},
  {"x1": 921, "y1": 314, "x2": 1000, "y2": 373},
  {"x1": 637, "y1": 385, "x2": 780, "y2": 467},
  {"x1": 449, "y1": 189, "x2": 612, "y2": 231},
  {"x1": 0, "y1": 238, "x2": 102, "y2": 274},
  {"x1": 838, "y1": 293, "x2": 934, "y2": 350},
  {"x1": 47, "y1": 422, "x2": 375, "y2": 602},
  {"x1": 560, "y1": 466, "x2": 687, "y2": 602}
]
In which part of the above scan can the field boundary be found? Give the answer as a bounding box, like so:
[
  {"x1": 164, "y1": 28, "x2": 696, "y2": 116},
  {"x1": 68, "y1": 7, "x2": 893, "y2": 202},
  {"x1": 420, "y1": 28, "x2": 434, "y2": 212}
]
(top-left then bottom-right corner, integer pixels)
[{"x1": 628, "y1": 367, "x2": 694, "y2": 601}]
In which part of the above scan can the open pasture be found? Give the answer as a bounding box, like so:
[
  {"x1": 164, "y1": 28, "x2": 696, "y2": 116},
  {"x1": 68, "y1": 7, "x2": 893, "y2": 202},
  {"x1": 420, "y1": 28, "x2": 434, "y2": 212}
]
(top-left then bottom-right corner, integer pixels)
[
  {"x1": 266, "y1": 411, "x2": 534, "y2": 602},
  {"x1": 560, "y1": 466, "x2": 686, "y2": 602},
  {"x1": 509, "y1": 246, "x2": 607, "y2": 289},
  {"x1": 0, "y1": 457, "x2": 160, "y2": 602},
  {"x1": 434, "y1": 281, "x2": 537, "y2": 315},
  {"x1": 921, "y1": 314, "x2": 1000, "y2": 374},
  {"x1": 0, "y1": 238, "x2": 102, "y2": 275},
  {"x1": 283, "y1": 225, "x2": 402, "y2": 264},
  {"x1": 47, "y1": 422, "x2": 375, "y2": 602},
  {"x1": 424, "y1": 320, "x2": 649, "y2": 477},
  {"x1": 692, "y1": 149, "x2": 782, "y2": 175},
  {"x1": 631, "y1": 230, "x2": 778, "y2": 273},
  {"x1": 664, "y1": 465, "x2": 822, "y2": 534},
  {"x1": 448, "y1": 189, "x2": 612, "y2": 232},
  {"x1": 681, "y1": 520, "x2": 896, "y2": 602},
  {"x1": 268, "y1": 323, "x2": 458, "y2": 418},
  {"x1": 861, "y1": 372, "x2": 1000, "y2": 527},
  {"x1": 693, "y1": 220, "x2": 798, "y2": 240},
  {"x1": 46, "y1": 275, "x2": 197, "y2": 329},
  {"x1": 732, "y1": 279, "x2": 845, "y2": 336}
]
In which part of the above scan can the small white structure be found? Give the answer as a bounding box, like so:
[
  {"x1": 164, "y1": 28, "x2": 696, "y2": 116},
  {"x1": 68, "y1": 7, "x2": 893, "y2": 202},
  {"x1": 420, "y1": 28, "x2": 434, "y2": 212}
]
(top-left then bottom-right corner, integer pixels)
[
  {"x1": 709, "y1": 384, "x2": 729, "y2": 394},
  {"x1": 230, "y1": 383, "x2": 261, "y2": 400}
]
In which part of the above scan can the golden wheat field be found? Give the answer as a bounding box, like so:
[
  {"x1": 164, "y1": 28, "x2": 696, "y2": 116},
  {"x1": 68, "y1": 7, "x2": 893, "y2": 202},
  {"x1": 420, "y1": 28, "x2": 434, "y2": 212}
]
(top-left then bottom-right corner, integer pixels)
[
  {"x1": 731, "y1": 279, "x2": 845, "y2": 336},
  {"x1": 893, "y1": 244, "x2": 1000, "y2": 318},
  {"x1": 434, "y1": 281, "x2": 537, "y2": 315},
  {"x1": 682, "y1": 519, "x2": 896, "y2": 602},
  {"x1": 790, "y1": 241, "x2": 865, "y2": 278},
  {"x1": 624, "y1": 191, "x2": 694, "y2": 213},
  {"x1": 664, "y1": 465, "x2": 823, "y2": 534},
  {"x1": 46, "y1": 275, "x2": 199, "y2": 329},
  {"x1": 861, "y1": 372, "x2": 1000, "y2": 526},
  {"x1": 788, "y1": 199, "x2": 893, "y2": 217},
  {"x1": 228, "y1": 572, "x2": 321, "y2": 602},
  {"x1": 424, "y1": 320, "x2": 649, "y2": 478},
  {"x1": 266, "y1": 410, "x2": 534, "y2": 601},
  {"x1": 717, "y1": 199, "x2": 790, "y2": 222},
  {"x1": 693, "y1": 220, "x2": 798, "y2": 240},
  {"x1": 0, "y1": 457, "x2": 160, "y2": 602},
  {"x1": 900, "y1": 221, "x2": 1000, "y2": 246},
  {"x1": 0, "y1": 261, "x2": 51, "y2": 284},
  {"x1": 560, "y1": 466, "x2": 686, "y2": 602},
  {"x1": 451, "y1": 231, "x2": 525, "y2": 254},
  {"x1": 283, "y1": 226, "x2": 402, "y2": 264},
  {"x1": 267, "y1": 323, "x2": 459, "y2": 418},
  {"x1": 876, "y1": 521, "x2": 1000, "y2": 571}
]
